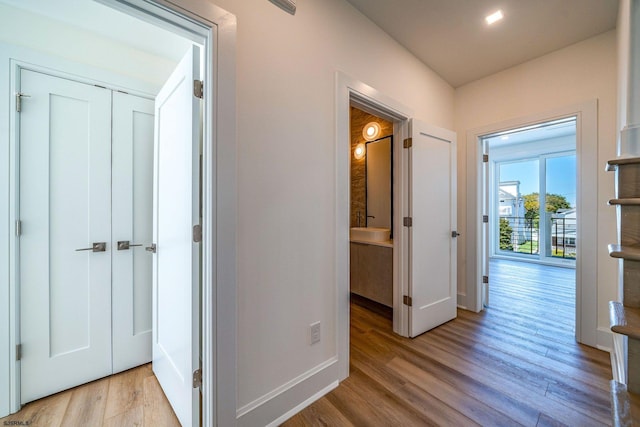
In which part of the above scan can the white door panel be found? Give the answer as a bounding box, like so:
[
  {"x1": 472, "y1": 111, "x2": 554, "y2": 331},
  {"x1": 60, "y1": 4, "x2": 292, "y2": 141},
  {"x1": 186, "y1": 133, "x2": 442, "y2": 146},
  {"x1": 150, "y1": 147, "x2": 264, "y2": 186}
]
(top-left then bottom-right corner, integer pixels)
[
  {"x1": 112, "y1": 92, "x2": 155, "y2": 373},
  {"x1": 153, "y1": 46, "x2": 201, "y2": 427},
  {"x1": 19, "y1": 69, "x2": 112, "y2": 403},
  {"x1": 408, "y1": 119, "x2": 457, "y2": 338}
]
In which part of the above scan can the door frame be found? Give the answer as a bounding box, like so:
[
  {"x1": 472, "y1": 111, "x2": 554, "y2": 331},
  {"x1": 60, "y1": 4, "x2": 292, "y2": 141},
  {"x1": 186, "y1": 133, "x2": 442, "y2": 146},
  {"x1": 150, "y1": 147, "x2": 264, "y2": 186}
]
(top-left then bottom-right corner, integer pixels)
[
  {"x1": 2, "y1": 1, "x2": 238, "y2": 425},
  {"x1": 465, "y1": 100, "x2": 601, "y2": 348},
  {"x1": 336, "y1": 72, "x2": 413, "y2": 380}
]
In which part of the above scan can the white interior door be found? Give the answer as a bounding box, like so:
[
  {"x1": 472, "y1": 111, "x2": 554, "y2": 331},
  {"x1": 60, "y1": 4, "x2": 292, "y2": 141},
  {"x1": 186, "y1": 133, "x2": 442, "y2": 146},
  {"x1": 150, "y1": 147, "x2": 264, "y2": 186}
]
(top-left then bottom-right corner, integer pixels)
[
  {"x1": 112, "y1": 92, "x2": 155, "y2": 373},
  {"x1": 152, "y1": 45, "x2": 201, "y2": 427},
  {"x1": 408, "y1": 119, "x2": 457, "y2": 338},
  {"x1": 19, "y1": 69, "x2": 113, "y2": 403}
]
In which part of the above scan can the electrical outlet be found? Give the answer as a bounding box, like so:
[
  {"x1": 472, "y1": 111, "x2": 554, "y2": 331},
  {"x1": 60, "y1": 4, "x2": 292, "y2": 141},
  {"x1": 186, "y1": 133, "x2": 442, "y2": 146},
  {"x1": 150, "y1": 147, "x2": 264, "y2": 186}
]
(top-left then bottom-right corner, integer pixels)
[{"x1": 310, "y1": 321, "x2": 321, "y2": 345}]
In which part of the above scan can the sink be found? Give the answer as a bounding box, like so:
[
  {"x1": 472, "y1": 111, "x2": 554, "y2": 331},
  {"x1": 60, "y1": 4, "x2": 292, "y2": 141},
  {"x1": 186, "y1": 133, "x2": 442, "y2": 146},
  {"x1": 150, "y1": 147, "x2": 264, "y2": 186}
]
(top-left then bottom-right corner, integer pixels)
[{"x1": 350, "y1": 227, "x2": 390, "y2": 242}]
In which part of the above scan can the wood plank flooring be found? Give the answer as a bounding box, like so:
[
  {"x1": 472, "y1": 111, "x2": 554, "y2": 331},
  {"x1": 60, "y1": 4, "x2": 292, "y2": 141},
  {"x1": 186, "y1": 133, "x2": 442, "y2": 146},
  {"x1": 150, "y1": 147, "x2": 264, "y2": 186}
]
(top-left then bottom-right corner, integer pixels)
[
  {"x1": 0, "y1": 364, "x2": 180, "y2": 427},
  {"x1": 283, "y1": 259, "x2": 612, "y2": 426}
]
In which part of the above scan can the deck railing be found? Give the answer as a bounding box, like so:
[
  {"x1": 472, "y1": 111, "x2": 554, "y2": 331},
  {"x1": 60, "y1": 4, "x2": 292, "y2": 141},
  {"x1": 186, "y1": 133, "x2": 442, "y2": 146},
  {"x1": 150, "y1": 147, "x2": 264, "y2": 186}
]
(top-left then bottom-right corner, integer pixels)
[{"x1": 498, "y1": 216, "x2": 576, "y2": 259}]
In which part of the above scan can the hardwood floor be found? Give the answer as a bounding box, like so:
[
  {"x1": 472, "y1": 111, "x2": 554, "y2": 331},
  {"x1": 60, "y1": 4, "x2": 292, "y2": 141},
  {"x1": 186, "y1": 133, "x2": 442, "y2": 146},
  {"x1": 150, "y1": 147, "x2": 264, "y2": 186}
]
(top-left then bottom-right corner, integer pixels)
[
  {"x1": 0, "y1": 364, "x2": 180, "y2": 427},
  {"x1": 1, "y1": 260, "x2": 611, "y2": 426},
  {"x1": 283, "y1": 259, "x2": 612, "y2": 426}
]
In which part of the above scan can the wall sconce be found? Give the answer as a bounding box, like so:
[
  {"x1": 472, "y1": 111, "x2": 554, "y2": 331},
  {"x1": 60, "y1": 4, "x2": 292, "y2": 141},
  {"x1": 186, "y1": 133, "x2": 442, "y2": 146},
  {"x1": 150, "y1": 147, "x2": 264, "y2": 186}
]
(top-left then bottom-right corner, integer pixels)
[
  {"x1": 354, "y1": 143, "x2": 366, "y2": 160},
  {"x1": 362, "y1": 122, "x2": 381, "y2": 141}
]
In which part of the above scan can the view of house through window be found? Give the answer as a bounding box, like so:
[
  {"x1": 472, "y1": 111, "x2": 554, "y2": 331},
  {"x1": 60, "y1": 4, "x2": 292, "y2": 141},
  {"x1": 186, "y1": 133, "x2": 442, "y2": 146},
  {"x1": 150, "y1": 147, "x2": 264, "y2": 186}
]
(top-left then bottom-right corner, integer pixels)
[{"x1": 485, "y1": 117, "x2": 577, "y2": 265}]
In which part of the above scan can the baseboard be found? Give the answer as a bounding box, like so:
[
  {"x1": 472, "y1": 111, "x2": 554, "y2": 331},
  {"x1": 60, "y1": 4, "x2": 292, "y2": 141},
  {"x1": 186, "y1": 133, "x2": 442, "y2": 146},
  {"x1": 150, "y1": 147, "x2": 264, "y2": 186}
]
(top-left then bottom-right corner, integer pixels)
[
  {"x1": 597, "y1": 326, "x2": 614, "y2": 352},
  {"x1": 236, "y1": 357, "x2": 339, "y2": 427},
  {"x1": 456, "y1": 292, "x2": 467, "y2": 310},
  {"x1": 266, "y1": 380, "x2": 339, "y2": 427}
]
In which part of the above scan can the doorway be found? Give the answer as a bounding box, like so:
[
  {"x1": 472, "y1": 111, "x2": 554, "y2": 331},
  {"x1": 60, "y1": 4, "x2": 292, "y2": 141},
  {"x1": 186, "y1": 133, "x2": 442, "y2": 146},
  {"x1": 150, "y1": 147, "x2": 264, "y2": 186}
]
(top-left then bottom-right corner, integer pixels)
[
  {"x1": 9, "y1": 15, "x2": 202, "y2": 426},
  {"x1": 349, "y1": 106, "x2": 394, "y2": 316},
  {"x1": 337, "y1": 73, "x2": 458, "y2": 380},
  {"x1": 480, "y1": 117, "x2": 577, "y2": 334},
  {"x1": 0, "y1": 0, "x2": 237, "y2": 424}
]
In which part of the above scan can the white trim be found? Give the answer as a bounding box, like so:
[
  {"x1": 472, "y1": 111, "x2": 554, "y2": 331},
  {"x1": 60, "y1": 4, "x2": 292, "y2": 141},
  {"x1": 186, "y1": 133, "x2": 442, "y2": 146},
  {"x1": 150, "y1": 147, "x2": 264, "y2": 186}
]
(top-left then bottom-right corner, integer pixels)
[
  {"x1": 597, "y1": 326, "x2": 614, "y2": 352},
  {"x1": 465, "y1": 100, "x2": 599, "y2": 347},
  {"x1": 335, "y1": 71, "x2": 413, "y2": 381},
  {"x1": 265, "y1": 381, "x2": 339, "y2": 427},
  {"x1": 1, "y1": 2, "x2": 238, "y2": 425},
  {"x1": 456, "y1": 293, "x2": 468, "y2": 310},
  {"x1": 236, "y1": 357, "x2": 337, "y2": 418},
  {"x1": 236, "y1": 359, "x2": 338, "y2": 427}
]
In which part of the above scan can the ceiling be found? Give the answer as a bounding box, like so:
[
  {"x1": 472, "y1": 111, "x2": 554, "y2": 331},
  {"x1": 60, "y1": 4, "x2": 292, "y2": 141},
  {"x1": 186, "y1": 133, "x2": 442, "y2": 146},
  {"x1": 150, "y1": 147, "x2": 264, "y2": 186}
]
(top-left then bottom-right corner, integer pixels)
[
  {"x1": 345, "y1": 0, "x2": 619, "y2": 87},
  {"x1": 0, "y1": 0, "x2": 191, "y2": 62}
]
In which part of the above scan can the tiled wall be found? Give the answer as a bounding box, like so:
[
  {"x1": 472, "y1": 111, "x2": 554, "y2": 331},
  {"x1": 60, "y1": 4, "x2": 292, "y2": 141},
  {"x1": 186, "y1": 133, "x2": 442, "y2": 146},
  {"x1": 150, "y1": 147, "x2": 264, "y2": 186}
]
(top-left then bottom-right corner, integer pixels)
[{"x1": 350, "y1": 107, "x2": 393, "y2": 227}]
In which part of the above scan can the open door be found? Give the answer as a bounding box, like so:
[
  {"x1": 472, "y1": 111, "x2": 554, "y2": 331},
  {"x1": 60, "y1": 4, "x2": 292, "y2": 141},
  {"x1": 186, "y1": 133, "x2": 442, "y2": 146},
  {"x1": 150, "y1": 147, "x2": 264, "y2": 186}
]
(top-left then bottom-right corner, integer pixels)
[
  {"x1": 407, "y1": 119, "x2": 457, "y2": 338},
  {"x1": 152, "y1": 45, "x2": 201, "y2": 427}
]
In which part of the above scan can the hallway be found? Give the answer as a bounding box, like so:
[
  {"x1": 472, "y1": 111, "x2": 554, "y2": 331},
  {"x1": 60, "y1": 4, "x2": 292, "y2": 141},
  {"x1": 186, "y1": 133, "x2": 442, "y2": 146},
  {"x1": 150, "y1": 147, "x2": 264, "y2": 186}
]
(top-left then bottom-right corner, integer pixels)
[{"x1": 284, "y1": 260, "x2": 611, "y2": 426}]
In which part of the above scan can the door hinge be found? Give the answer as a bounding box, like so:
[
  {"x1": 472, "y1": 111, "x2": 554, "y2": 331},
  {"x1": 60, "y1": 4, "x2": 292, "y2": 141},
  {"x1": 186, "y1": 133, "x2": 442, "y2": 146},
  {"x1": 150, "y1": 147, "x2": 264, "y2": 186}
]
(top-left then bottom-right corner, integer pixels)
[
  {"x1": 194, "y1": 80, "x2": 203, "y2": 99},
  {"x1": 16, "y1": 92, "x2": 30, "y2": 112},
  {"x1": 483, "y1": 275, "x2": 489, "y2": 284},
  {"x1": 403, "y1": 295, "x2": 413, "y2": 306},
  {"x1": 193, "y1": 368, "x2": 202, "y2": 388},
  {"x1": 483, "y1": 154, "x2": 489, "y2": 163},
  {"x1": 16, "y1": 344, "x2": 22, "y2": 361},
  {"x1": 15, "y1": 220, "x2": 22, "y2": 237},
  {"x1": 403, "y1": 138, "x2": 413, "y2": 149},
  {"x1": 193, "y1": 224, "x2": 202, "y2": 243},
  {"x1": 482, "y1": 215, "x2": 489, "y2": 223},
  {"x1": 403, "y1": 217, "x2": 412, "y2": 227},
  {"x1": 145, "y1": 243, "x2": 157, "y2": 253}
]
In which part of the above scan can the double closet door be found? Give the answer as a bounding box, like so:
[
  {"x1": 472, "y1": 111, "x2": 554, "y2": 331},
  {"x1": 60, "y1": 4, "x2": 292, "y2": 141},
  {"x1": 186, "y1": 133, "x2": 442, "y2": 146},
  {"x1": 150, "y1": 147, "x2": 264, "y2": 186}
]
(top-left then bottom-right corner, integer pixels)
[{"x1": 18, "y1": 69, "x2": 154, "y2": 404}]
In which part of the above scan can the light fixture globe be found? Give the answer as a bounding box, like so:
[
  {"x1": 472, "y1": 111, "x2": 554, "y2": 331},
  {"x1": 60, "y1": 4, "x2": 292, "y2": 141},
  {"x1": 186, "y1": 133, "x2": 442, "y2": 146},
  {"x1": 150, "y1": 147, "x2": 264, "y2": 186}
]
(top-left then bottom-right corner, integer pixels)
[
  {"x1": 362, "y1": 122, "x2": 381, "y2": 141},
  {"x1": 354, "y1": 143, "x2": 366, "y2": 160}
]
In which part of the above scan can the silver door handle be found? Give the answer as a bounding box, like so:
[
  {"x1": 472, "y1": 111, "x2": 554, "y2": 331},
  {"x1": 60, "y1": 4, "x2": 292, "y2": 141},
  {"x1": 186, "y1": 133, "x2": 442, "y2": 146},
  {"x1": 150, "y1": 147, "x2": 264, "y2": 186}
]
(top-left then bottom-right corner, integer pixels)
[
  {"x1": 76, "y1": 242, "x2": 106, "y2": 252},
  {"x1": 117, "y1": 240, "x2": 144, "y2": 251}
]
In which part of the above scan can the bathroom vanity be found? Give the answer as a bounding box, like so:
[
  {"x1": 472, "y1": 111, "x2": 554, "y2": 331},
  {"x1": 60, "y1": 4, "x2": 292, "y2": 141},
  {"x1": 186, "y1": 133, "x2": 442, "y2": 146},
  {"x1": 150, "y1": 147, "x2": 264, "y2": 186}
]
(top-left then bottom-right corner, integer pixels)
[{"x1": 350, "y1": 228, "x2": 392, "y2": 307}]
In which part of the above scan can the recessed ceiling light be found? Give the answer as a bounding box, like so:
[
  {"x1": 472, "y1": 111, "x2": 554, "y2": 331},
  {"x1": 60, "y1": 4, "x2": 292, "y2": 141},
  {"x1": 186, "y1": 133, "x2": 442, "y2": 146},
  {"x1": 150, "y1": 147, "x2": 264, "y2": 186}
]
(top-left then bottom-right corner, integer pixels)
[{"x1": 485, "y1": 10, "x2": 504, "y2": 25}]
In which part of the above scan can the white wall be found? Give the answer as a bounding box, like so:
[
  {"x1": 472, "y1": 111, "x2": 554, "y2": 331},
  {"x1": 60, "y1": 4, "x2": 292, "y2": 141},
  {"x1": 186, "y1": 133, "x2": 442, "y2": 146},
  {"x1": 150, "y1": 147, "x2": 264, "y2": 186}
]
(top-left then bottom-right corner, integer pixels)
[
  {"x1": 0, "y1": 4, "x2": 177, "y2": 90},
  {"x1": 203, "y1": 0, "x2": 454, "y2": 423},
  {"x1": 455, "y1": 30, "x2": 618, "y2": 345}
]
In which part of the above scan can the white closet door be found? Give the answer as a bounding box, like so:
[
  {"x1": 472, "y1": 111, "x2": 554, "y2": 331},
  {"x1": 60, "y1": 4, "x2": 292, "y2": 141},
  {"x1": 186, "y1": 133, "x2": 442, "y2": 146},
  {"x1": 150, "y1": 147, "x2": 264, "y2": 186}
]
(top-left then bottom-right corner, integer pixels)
[
  {"x1": 19, "y1": 69, "x2": 112, "y2": 403},
  {"x1": 112, "y1": 92, "x2": 155, "y2": 373},
  {"x1": 152, "y1": 45, "x2": 201, "y2": 427}
]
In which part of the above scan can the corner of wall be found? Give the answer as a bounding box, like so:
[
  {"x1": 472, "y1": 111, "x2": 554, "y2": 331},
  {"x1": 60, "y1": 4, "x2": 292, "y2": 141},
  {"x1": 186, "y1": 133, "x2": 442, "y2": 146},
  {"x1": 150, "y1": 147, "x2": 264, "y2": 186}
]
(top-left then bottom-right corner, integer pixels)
[{"x1": 456, "y1": 292, "x2": 468, "y2": 310}]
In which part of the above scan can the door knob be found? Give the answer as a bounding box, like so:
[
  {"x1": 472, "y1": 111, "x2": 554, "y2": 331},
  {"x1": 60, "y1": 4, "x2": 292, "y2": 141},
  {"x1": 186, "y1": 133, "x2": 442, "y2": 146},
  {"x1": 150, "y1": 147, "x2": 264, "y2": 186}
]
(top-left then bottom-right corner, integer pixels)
[
  {"x1": 75, "y1": 242, "x2": 106, "y2": 252},
  {"x1": 117, "y1": 240, "x2": 144, "y2": 251}
]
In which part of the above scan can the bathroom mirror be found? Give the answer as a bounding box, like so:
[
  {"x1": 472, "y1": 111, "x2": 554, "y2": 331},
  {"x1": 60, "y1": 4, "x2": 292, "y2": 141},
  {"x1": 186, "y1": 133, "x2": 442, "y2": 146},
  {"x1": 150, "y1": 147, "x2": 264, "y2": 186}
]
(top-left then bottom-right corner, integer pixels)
[{"x1": 366, "y1": 136, "x2": 393, "y2": 236}]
